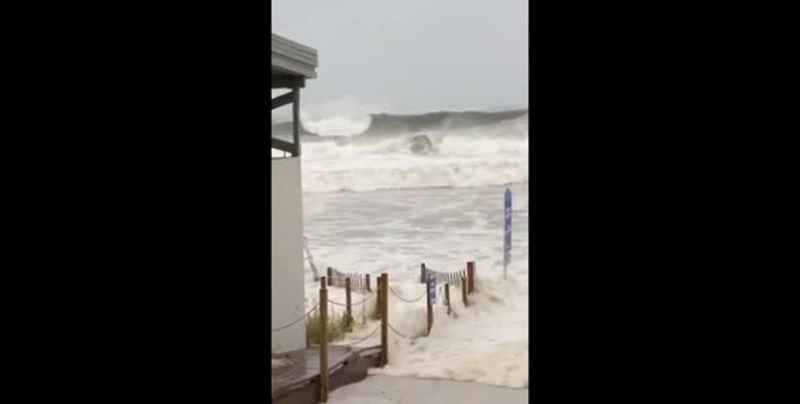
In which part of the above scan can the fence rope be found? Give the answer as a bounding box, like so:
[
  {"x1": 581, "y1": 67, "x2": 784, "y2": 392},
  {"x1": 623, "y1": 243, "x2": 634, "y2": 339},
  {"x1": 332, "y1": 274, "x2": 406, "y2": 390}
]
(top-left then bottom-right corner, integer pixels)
[
  {"x1": 272, "y1": 304, "x2": 318, "y2": 333},
  {"x1": 340, "y1": 324, "x2": 381, "y2": 346},
  {"x1": 327, "y1": 291, "x2": 377, "y2": 307},
  {"x1": 388, "y1": 285, "x2": 426, "y2": 303},
  {"x1": 387, "y1": 322, "x2": 414, "y2": 339}
]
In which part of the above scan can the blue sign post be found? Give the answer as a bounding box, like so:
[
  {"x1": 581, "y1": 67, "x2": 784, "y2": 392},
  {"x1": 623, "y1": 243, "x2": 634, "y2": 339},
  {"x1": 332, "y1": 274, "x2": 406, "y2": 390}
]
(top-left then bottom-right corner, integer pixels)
[
  {"x1": 428, "y1": 276, "x2": 437, "y2": 304},
  {"x1": 503, "y1": 188, "x2": 512, "y2": 279}
]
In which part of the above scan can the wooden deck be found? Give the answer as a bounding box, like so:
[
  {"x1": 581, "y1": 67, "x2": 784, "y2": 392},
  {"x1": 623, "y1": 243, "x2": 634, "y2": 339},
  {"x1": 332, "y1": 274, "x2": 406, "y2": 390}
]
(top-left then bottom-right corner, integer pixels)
[{"x1": 272, "y1": 344, "x2": 382, "y2": 404}]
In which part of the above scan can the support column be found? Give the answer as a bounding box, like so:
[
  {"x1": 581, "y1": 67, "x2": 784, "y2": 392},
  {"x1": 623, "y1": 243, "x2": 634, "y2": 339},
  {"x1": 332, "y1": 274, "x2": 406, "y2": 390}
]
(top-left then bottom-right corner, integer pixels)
[{"x1": 292, "y1": 84, "x2": 301, "y2": 156}]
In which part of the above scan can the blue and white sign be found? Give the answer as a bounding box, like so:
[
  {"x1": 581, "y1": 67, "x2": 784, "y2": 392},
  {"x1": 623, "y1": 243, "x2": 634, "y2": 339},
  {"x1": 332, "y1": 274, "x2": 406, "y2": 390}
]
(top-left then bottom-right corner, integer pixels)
[
  {"x1": 428, "y1": 276, "x2": 437, "y2": 304},
  {"x1": 503, "y1": 188, "x2": 512, "y2": 278}
]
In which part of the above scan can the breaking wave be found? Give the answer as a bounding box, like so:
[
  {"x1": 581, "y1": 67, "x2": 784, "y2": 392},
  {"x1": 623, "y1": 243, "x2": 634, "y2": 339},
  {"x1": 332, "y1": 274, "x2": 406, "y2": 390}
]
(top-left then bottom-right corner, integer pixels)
[
  {"x1": 300, "y1": 110, "x2": 528, "y2": 193},
  {"x1": 363, "y1": 109, "x2": 528, "y2": 136}
]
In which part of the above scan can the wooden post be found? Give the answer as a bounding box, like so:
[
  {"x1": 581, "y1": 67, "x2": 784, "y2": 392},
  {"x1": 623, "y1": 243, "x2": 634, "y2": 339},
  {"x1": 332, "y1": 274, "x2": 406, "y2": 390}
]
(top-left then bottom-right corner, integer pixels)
[
  {"x1": 445, "y1": 283, "x2": 451, "y2": 316},
  {"x1": 420, "y1": 263, "x2": 426, "y2": 283},
  {"x1": 467, "y1": 261, "x2": 475, "y2": 294},
  {"x1": 327, "y1": 267, "x2": 333, "y2": 286},
  {"x1": 380, "y1": 273, "x2": 388, "y2": 367},
  {"x1": 426, "y1": 275, "x2": 433, "y2": 336},
  {"x1": 345, "y1": 277, "x2": 352, "y2": 331},
  {"x1": 462, "y1": 277, "x2": 468, "y2": 308},
  {"x1": 366, "y1": 274, "x2": 371, "y2": 292},
  {"x1": 319, "y1": 280, "x2": 329, "y2": 402},
  {"x1": 376, "y1": 276, "x2": 382, "y2": 320}
]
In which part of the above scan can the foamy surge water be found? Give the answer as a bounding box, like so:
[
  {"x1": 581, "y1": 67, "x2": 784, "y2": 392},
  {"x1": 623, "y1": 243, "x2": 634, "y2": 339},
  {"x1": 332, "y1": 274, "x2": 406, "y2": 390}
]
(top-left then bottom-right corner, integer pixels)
[
  {"x1": 302, "y1": 183, "x2": 528, "y2": 388},
  {"x1": 300, "y1": 113, "x2": 528, "y2": 193},
  {"x1": 299, "y1": 112, "x2": 528, "y2": 388}
]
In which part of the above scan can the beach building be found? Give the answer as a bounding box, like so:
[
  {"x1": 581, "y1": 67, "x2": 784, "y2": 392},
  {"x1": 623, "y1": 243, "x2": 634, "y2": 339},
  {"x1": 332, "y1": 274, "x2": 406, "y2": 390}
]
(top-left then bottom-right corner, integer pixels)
[{"x1": 271, "y1": 33, "x2": 318, "y2": 354}]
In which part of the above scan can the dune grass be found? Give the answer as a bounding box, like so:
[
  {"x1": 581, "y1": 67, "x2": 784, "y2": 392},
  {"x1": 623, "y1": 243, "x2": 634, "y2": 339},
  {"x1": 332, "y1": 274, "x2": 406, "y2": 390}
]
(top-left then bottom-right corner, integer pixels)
[{"x1": 306, "y1": 308, "x2": 353, "y2": 346}]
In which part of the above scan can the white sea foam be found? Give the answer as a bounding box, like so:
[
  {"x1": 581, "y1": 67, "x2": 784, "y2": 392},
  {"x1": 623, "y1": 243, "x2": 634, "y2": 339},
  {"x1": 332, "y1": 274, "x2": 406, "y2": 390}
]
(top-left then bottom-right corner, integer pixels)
[
  {"x1": 296, "y1": 110, "x2": 529, "y2": 388},
  {"x1": 303, "y1": 115, "x2": 371, "y2": 137},
  {"x1": 300, "y1": 113, "x2": 528, "y2": 193},
  {"x1": 302, "y1": 183, "x2": 528, "y2": 388}
]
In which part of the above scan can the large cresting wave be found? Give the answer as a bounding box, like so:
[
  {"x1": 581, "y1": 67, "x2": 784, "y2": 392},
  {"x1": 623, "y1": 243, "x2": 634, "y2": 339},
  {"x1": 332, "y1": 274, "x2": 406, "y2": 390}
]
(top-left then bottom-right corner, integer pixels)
[
  {"x1": 364, "y1": 109, "x2": 528, "y2": 136},
  {"x1": 300, "y1": 110, "x2": 528, "y2": 193}
]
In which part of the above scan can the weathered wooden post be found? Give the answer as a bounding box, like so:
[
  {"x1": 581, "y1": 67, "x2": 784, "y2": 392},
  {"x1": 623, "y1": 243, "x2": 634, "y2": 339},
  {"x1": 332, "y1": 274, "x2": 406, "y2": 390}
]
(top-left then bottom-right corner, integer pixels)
[
  {"x1": 426, "y1": 274, "x2": 433, "y2": 336},
  {"x1": 380, "y1": 273, "x2": 388, "y2": 367},
  {"x1": 376, "y1": 275, "x2": 383, "y2": 320},
  {"x1": 327, "y1": 267, "x2": 333, "y2": 286},
  {"x1": 445, "y1": 283, "x2": 451, "y2": 316},
  {"x1": 365, "y1": 274, "x2": 371, "y2": 292},
  {"x1": 420, "y1": 262, "x2": 427, "y2": 283},
  {"x1": 461, "y1": 277, "x2": 468, "y2": 308},
  {"x1": 467, "y1": 261, "x2": 475, "y2": 294},
  {"x1": 345, "y1": 277, "x2": 352, "y2": 331},
  {"x1": 319, "y1": 277, "x2": 329, "y2": 402}
]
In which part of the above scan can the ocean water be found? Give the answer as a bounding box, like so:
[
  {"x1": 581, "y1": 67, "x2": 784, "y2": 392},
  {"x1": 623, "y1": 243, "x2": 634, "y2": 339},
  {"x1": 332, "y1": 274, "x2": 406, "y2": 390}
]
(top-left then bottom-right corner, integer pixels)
[
  {"x1": 303, "y1": 183, "x2": 528, "y2": 282},
  {"x1": 298, "y1": 111, "x2": 529, "y2": 387},
  {"x1": 300, "y1": 112, "x2": 528, "y2": 193}
]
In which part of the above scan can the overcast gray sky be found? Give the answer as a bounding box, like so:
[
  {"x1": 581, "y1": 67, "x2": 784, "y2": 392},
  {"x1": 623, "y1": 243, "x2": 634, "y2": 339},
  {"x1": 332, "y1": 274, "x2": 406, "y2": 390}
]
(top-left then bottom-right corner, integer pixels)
[{"x1": 272, "y1": 0, "x2": 528, "y2": 121}]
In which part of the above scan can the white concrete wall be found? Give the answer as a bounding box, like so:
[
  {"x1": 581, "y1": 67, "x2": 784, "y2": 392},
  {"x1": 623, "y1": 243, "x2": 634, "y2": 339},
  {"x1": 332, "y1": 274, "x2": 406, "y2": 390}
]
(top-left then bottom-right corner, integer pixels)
[{"x1": 271, "y1": 157, "x2": 307, "y2": 353}]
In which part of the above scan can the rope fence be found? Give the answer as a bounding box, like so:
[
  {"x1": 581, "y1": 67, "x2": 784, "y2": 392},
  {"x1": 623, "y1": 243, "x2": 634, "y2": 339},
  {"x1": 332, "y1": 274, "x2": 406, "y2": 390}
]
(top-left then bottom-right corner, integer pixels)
[
  {"x1": 339, "y1": 324, "x2": 381, "y2": 346},
  {"x1": 388, "y1": 322, "x2": 413, "y2": 339},
  {"x1": 388, "y1": 285, "x2": 427, "y2": 303},
  {"x1": 327, "y1": 290, "x2": 377, "y2": 307},
  {"x1": 276, "y1": 262, "x2": 478, "y2": 401},
  {"x1": 271, "y1": 304, "x2": 318, "y2": 333}
]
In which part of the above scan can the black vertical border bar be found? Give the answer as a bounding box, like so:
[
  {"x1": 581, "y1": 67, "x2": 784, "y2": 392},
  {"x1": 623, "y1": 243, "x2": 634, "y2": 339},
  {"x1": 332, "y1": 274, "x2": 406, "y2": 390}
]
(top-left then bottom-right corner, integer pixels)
[
  {"x1": 530, "y1": 0, "x2": 541, "y2": 399},
  {"x1": 262, "y1": 0, "x2": 271, "y2": 402}
]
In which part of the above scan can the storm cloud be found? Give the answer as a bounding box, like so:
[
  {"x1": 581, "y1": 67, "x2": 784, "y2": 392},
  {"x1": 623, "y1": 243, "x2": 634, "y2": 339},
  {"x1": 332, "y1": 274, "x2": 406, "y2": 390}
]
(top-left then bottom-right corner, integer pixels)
[{"x1": 272, "y1": 0, "x2": 528, "y2": 122}]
